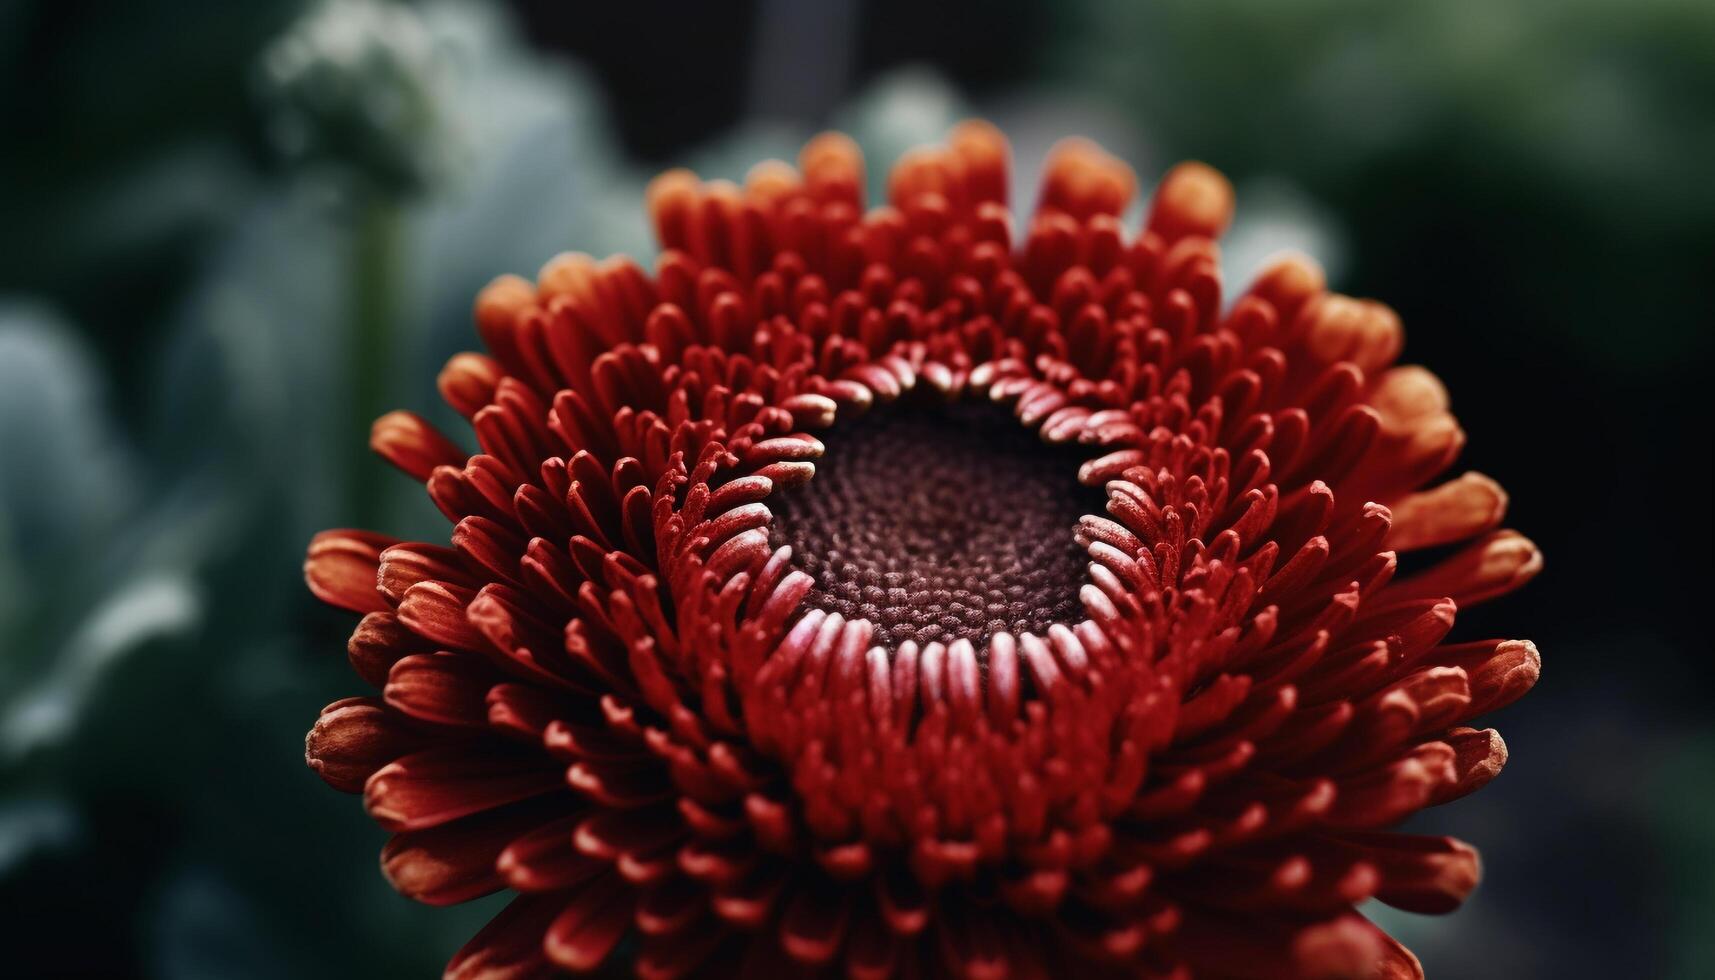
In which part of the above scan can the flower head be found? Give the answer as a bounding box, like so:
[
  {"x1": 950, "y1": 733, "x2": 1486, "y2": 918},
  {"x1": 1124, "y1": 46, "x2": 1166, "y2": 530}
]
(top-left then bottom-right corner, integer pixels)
[{"x1": 306, "y1": 122, "x2": 1540, "y2": 978}]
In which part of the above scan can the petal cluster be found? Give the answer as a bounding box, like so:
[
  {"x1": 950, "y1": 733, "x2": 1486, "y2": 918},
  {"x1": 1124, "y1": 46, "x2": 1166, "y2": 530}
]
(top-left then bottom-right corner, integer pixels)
[{"x1": 306, "y1": 122, "x2": 1540, "y2": 979}]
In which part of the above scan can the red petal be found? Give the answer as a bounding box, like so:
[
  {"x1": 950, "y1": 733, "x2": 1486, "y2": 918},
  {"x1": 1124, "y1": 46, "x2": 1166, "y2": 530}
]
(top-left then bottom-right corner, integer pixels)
[
  {"x1": 398, "y1": 580, "x2": 487, "y2": 652},
  {"x1": 385, "y1": 652, "x2": 495, "y2": 729},
  {"x1": 1324, "y1": 744, "x2": 1456, "y2": 829},
  {"x1": 372, "y1": 410, "x2": 467, "y2": 482},
  {"x1": 379, "y1": 542, "x2": 476, "y2": 604},
  {"x1": 305, "y1": 697, "x2": 420, "y2": 793},
  {"x1": 382, "y1": 799, "x2": 571, "y2": 906},
  {"x1": 1147, "y1": 161, "x2": 1233, "y2": 242},
  {"x1": 305, "y1": 529, "x2": 396, "y2": 613},
  {"x1": 1388, "y1": 530, "x2": 1543, "y2": 607},
  {"x1": 779, "y1": 881, "x2": 850, "y2": 966},
  {"x1": 1041, "y1": 138, "x2": 1137, "y2": 222},
  {"x1": 348, "y1": 611, "x2": 424, "y2": 688},
  {"x1": 443, "y1": 893, "x2": 561, "y2": 980},
  {"x1": 542, "y1": 873, "x2": 634, "y2": 972},
  {"x1": 635, "y1": 916, "x2": 724, "y2": 980},
  {"x1": 1178, "y1": 907, "x2": 1388, "y2": 980},
  {"x1": 1289, "y1": 913, "x2": 1394, "y2": 980},
  {"x1": 1428, "y1": 727, "x2": 1509, "y2": 805},
  {"x1": 365, "y1": 745, "x2": 563, "y2": 832},
  {"x1": 843, "y1": 901, "x2": 901, "y2": 980},
  {"x1": 438, "y1": 352, "x2": 504, "y2": 418},
  {"x1": 1433, "y1": 639, "x2": 1542, "y2": 718},
  {"x1": 635, "y1": 875, "x2": 706, "y2": 937},
  {"x1": 1323, "y1": 832, "x2": 1481, "y2": 915},
  {"x1": 497, "y1": 813, "x2": 601, "y2": 892},
  {"x1": 936, "y1": 897, "x2": 1010, "y2": 980},
  {"x1": 1298, "y1": 297, "x2": 1401, "y2": 381},
  {"x1": 1385, "y1": 472, "x2": 1507, "y2": 551}
]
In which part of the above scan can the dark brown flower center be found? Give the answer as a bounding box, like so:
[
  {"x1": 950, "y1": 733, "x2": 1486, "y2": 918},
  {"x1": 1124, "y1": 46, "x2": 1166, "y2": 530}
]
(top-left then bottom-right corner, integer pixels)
[{"x1": 768, "y1": 400, "x2": 1104, "y2": 649}]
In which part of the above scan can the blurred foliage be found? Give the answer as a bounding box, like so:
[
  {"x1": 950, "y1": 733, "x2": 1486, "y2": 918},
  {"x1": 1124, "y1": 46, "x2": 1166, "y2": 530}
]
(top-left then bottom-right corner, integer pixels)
[
  {"x1": 258, "y1": 0, "x2": 454, "y2": 199},
  {"x1": 0, "y1": 0, "x2": 1709, "y2": 977},
  {"x1": 1056, "y1": 0, "x2": 1715, "y2": 369},
  {"x1": 1657, "y1": 735, "x2": 1715, "y2": 980}
]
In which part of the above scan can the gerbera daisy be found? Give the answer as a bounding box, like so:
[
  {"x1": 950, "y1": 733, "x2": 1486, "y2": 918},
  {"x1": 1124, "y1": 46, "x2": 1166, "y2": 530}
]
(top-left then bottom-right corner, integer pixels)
[{"x1": 305, "y1": 122, "x2": 1540, "y2": 978}]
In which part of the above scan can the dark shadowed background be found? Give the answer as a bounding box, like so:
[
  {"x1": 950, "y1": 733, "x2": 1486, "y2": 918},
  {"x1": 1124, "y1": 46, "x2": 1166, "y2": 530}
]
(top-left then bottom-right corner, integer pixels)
[{"x1": 1, "y1": 1, "x2": 1710, "y2": 977}]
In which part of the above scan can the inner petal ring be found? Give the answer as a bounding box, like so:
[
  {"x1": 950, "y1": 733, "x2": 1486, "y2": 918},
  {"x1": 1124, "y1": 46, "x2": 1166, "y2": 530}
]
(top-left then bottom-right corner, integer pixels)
[{"x1": 767, "y1": 397, "x2": 1106, "y2": 651}]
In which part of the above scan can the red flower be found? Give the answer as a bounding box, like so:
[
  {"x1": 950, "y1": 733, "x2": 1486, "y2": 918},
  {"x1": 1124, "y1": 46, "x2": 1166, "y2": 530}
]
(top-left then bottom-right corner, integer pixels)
[{"x1": 306, "y1": 122, "x2": 1540, "y2": 979}]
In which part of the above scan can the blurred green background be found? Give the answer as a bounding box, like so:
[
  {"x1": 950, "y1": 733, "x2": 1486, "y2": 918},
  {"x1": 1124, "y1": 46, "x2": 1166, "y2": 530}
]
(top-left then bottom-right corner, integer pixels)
[{"x1": 1, "y1": 1, "x2": 1710, "y2": 976}]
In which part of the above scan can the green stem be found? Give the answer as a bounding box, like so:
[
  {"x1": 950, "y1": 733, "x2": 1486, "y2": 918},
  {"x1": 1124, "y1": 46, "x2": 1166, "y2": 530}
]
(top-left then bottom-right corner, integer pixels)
[{"x1": 348, "y1": 199, "x2": 400, "y2": 528}]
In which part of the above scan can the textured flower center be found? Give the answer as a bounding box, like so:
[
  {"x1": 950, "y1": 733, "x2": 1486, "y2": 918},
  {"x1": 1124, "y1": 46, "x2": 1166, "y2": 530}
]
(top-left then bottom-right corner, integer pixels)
[{"x1": 768, "y1": 400, "x2": 1103, "y2": 649}]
